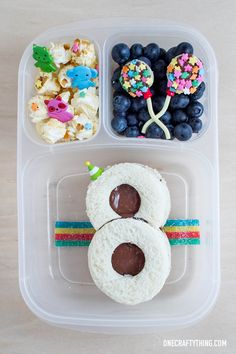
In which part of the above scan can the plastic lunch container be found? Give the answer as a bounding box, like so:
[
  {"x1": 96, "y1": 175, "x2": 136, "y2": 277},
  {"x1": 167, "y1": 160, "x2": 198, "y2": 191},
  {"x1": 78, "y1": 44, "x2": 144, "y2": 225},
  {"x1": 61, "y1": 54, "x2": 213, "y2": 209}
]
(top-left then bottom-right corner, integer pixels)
[{"x1": 17, "y1": 19, "x2": 220, "y2": 333}]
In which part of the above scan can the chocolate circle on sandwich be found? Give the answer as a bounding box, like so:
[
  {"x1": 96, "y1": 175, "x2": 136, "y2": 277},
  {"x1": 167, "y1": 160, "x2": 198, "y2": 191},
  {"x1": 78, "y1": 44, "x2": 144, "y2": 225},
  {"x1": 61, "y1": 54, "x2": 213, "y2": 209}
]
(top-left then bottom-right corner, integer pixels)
[
  {"x1": 111, "y1": 242, "x2": 145, "y2": 276},
  {"x1": 109, "y1": 184, "x2": 141, "y2": 218},
  {"x1": 88, "y1": 219, "x2": 171, "y2": 305}
]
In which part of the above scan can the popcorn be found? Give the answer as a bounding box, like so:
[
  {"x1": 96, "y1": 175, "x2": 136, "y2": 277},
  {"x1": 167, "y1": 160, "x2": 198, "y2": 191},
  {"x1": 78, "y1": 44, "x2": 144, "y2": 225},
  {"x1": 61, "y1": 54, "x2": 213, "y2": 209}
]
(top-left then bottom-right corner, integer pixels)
[
  {"x1": 36, "y1": 118, "x2": 66, "y2": 144},
  {"x1": 67, "y1": 104, "x2": 74, "y2": 116},
  {"x1": 28, "y1": 95, "x2": 49, "y2": 123},
  {"x1": 71, "y1": 87, "x2": 99, "y2": 118},
  {"x1": 68, "y1": 114, "x2": 94, "y2": 140},
  {"x1": 59, "y1": 90, "x2": 71, "y2": 103},
  {"x1": 29, "y1": 38, "x2": 99, "y2": 144},
  {"x1": 71, "y1": 39, "x2": 97, "y2": 67},
  {"x1": 34, "y1": 72, "x2": 60, "y2": 95},
  {"x1": 58, "y1": 64, "x2": 74, "y2": 88},
  {"x1": 49, "y1": 42, "x2": 71, "y2": 67}
]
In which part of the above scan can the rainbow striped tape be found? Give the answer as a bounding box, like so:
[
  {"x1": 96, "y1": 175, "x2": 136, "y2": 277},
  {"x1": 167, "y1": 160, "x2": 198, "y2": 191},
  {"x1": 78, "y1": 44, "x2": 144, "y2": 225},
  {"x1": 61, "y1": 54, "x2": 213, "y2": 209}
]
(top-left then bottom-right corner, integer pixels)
[{"x1": 54, "y1": 219, "x2": 200, "y2": 247}]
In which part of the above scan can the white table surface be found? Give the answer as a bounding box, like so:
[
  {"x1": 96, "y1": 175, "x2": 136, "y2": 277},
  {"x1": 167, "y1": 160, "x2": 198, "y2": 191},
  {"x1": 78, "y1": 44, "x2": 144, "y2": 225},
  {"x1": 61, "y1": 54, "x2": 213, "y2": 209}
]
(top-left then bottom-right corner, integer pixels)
[{"x1": 1, "y1": 0, "x2": 235, "y2": 353}]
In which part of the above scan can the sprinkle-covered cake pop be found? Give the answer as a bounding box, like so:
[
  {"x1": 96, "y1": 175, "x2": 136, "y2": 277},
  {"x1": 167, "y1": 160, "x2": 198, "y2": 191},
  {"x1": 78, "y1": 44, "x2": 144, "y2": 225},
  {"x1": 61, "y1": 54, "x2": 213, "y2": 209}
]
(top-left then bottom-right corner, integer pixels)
[
  {"x1": 141, "y1": 52, "x2": 205, "y2": 134},
  {"x1": 167, "y1": 53, "x2": 204, "y2": 95},
  {"x1": 120, "y1": 59, "x2": 154, "y2": 98},
  {"x1": 120, "y1": 59, "x2": 171, "y2": 139}
]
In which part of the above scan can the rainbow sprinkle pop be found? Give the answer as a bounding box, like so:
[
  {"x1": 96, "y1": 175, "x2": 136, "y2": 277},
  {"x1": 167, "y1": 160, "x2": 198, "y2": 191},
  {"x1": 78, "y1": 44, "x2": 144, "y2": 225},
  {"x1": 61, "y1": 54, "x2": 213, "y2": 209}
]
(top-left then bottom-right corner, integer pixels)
[
  {"x1": 120, "y1": 59, "x2": 154, "y2": 98},
  {"x1": 54, "y1": 219, "x2": 200, "y2": 247},
  {"x1": 120, "y1": 59, "x2": 171, "y2": 139},
  {"x1": 167, "y1": 54, "x2": 204, "y2": 95}
]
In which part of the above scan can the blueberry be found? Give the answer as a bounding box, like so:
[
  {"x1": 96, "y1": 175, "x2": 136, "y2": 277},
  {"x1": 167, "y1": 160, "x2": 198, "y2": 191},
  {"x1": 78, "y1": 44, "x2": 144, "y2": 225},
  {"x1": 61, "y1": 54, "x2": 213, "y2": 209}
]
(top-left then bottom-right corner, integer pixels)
[
  {"x1": 113, "y1": 94, "x2": 131, "y2": 112},
  {"x1": 111, "y1": 117, "x2": 127, "y2": 133},
  {"x1": 113, "y1": 89, "x2": 124, "y2": 97},
  {"x1": 152, "y1": 59, "x2": 167, "y2": 79},
  {"x1": 137, "y1": 56, "x2": 152, "y2": 67},
  {"x1": 127, "y1": 113, "x2": 138, "y2": 127},
  {"x1": 152, "y1": 96, "x2": 166, "y2": 113},
  {"x1": 138, "y1": 108, "x2": 150, "y2": 122},
  {"x1": 172, "y1": 109, "x2": 188, "y2": 125},
  {"x1": 130, "y1": 43, "x2": 143, "y2": 59},
  {"x1": 113, "y1": 89, "x2": 129, "y2": 98},
  {"x1": 175, "y1": 42, "x2": 194, "y2": 56},
  {"x1": 111, "y1": 67, "x2": 122, "y2": 91},
  {"x1": 190, "y1": 82, "x2": 206, "y2": 101},
  {"x1": 111, "y1": 67, "x2": 120, "y2": 79},
  {"x1": 165, "y1": 47, "x2": 177, "y2": 64},
  {"x1": 189, "y1": 118, "x2": 203, "y2": 133},
  {"x1": 186, "y1": 101, "x2": 204, "y2": 118},
  {"x1": 159, "y1": 48, "x2": 167, "y2": 60},
  {"x1": 160, "y1": 111, "x2": 172, "y2": 125},
  {"x1": 138, "y1": 121, "x2": 144, "y2": 130},
  {"x1": 113, "y1": 110, "x2": 127, "y2": 118},
  {"x1": 112, "y1": 81, "x2": 123, "y2": 92},
  {"x1": 155, "y1": 79, "x2": 167, "y2": 95},
  {"x1": 174, "y1": 123, "x2": 193, "y2": 141},
  {"x1": 146, "y1": 123, "x2": 163, "y2": 139},
  {"x1": 112, "y1": 43, "x2": 130, "y2": 65},
  {"x1": 125, "y1": 126, "x2": 140, "y2": 137},
  {"x1": 170, "y1": 94, "x2": 190, "y2": 110},
  {"x1": 130, "y1": 97, "x2": 146, "y2": 112},
  {"x1": 143, "y1": 43, "x2": 160, "y2": 62}
]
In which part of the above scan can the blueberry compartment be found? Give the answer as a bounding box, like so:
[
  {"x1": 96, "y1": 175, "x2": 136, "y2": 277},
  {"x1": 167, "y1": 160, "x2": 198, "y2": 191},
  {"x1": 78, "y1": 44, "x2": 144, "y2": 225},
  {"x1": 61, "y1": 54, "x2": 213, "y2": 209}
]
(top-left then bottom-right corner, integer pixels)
[{"x1": 104, "y1": 28, "x2": 215, "y2": 143}]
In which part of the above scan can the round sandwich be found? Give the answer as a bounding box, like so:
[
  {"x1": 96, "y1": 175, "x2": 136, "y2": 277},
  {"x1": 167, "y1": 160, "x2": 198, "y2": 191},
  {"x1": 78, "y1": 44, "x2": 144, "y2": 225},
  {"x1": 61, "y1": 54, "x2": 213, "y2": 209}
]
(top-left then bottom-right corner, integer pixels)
[
  {"x1": 88, "y1": 218, "x2": 171, "y2": 305},
  {"x1": 86, "y1": 162, "x2": 171, "y2": 230}
]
